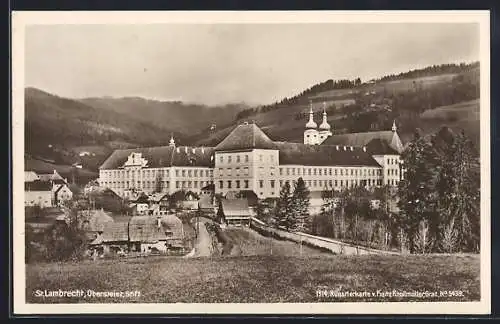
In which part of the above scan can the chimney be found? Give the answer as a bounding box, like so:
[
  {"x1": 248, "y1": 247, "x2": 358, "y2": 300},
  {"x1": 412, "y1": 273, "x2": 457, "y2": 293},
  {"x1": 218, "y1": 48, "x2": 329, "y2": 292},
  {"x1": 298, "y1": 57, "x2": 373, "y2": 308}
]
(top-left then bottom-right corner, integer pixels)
[
  {"x1": 362, "y1": 146, "x2": 366, "y2": 152},
  {"x1": 350, "y1": 146, "x2": 354, "y2": 151},
  {"x1": 201, "y1": 147, "x2": 205, "y2": 154},
  {"x1": 343, "y1": 146, "x2": 347, "y2": 151},
  {"x1": 185, "y1": 147, "x2": 188, "y2": 154}
]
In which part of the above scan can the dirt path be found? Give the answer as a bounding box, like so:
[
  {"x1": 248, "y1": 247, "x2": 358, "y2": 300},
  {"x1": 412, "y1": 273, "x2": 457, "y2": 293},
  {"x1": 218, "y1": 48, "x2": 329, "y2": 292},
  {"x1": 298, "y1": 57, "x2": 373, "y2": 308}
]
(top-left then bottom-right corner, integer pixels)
[{"x1": 192, "y1": 218, "x2": 213, "y2": 257}]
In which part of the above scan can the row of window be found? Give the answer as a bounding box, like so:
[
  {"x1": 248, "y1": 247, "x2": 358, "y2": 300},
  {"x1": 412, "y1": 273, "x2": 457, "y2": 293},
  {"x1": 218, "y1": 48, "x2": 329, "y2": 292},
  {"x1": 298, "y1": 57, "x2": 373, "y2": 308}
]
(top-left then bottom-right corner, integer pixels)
[
  {"x1": 279, "y1": 167, "x2": 382, "y2": 177},
  {"x1": 100, "y1": 168, "x2": 213, "y2": 179},
  {"x1": 387, "y1": 179, "x2": 399, "y2": 186},
  {"x1": 279, "y1": 179, "x2": 383, "y2": 189},
  {"x1": 219, "y1": 154, "x2": 250, "y2": 164},
  {"x1": 216, "y1": 166, "x2": 385, "y2": 178},
  {"x1": 218, "y1": 167, "x2": 250, "y2": 177},
  {"x1": 216, "y1": 178, "x2": 389, "y2": 191},
  {"x1": 101, "y1": 180, "x2": 214, "y2": 190},
  {"x1": 219, "y1": 180, "x2": 250, "y2": 190},
  {"x1": 218, "y1": 153, "x2": 276, "y2": 164},
  {"x1": 387, "y1": 158, "x2": 400, "y2": 165},
  {"x1": 387, "y1": 169, "x2": 399, "y2": 176}
]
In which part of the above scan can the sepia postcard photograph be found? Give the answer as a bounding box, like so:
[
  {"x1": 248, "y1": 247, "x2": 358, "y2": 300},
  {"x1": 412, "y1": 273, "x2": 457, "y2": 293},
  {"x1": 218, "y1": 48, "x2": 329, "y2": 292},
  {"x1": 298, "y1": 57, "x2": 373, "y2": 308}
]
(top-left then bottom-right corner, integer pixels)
[{"x1": 11, "y1": 10, "x2": 491, "y2": 315}]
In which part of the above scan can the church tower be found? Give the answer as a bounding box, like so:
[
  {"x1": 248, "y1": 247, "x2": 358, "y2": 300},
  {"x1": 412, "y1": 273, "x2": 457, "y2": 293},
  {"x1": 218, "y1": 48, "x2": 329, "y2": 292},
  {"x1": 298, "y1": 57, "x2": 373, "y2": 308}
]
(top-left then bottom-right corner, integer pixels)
[
  {"x1": 318, "y1": 102, "x2": 332, "y2": 144},
  {"x1": 304, "y1": 101, "x2": 319, "y2": 145},
  {"x1": 169, "y1": 134, "x2": 176, "y2": 147}
]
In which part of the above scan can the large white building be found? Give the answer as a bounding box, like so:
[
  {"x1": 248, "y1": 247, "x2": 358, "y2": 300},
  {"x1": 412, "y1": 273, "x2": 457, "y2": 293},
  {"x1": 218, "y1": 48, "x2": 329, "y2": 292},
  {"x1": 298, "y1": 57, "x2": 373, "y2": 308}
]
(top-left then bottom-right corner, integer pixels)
[{"x1": 99, "y1": 110, "x2": 404, "y2": 200}]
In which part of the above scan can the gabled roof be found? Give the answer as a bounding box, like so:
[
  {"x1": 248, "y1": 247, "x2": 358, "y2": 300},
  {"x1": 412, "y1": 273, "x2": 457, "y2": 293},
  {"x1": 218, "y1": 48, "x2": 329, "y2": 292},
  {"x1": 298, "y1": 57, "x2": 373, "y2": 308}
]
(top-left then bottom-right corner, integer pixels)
[
  {"x1": 24, "y1": 171, "x2": 40, "y2": 182},
  {"x1": 99, "y1": 221, "x2": 129, "y2": 243},
  {"x1": 54, "y1": 183, "x2": 73, "y2": 195},
  {"x1": 365, "y1": 138, "x2": 400, "y2": 155},
  {"x1": 148, "y1": 193, "x2": 169, "y2": 203},
  {"x1": 128, "y1": 215, "x2": 183, "y2": 242},
  {"x1": 37, "y1": 170, "x2": 66, "y2": 183},
  {"x1": 321, "y1": 130, "x2": 404, "y2": 153},
  {"x1": 214, "y1": 123, "x2": 277, "y2": 151},
  {"x1": 83, "y1": 209, "x2": 114, "y2": 232},
  {"x1": 274, "y1": 142, "x2": 381, "y2": 167},
  {"x1": 100, "y1": 145, "x2": 215, "y2": 170},
  {"x1": 198, "y1": 196, "x2": 214, "y2": 210},
  {"x1": 25, "y1": 181, "x2": 52, "y2": 191},
  {"x1": 220, "y1": 198, "x2": 251, "y2": 217}
]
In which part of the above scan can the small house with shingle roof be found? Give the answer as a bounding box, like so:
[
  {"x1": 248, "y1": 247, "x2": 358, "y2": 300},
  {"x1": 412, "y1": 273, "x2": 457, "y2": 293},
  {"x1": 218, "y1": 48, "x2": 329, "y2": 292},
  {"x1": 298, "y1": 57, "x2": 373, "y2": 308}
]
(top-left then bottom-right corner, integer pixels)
[
  {"x1": 90, "y1": 214, "x2": 184, "y2": 254},
  {"x1": 218, "y1": 198, "x2": 251, "y2": 226},
  {"x1": 128, "y1": 215, "x2": 184, "y2": 252}
]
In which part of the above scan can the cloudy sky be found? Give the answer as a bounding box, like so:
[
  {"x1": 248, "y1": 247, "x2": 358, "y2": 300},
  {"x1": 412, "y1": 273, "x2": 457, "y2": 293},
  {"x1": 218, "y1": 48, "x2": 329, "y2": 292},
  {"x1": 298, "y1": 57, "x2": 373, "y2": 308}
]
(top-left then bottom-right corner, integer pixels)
[{"x1": 25, "y1": 23, "x2": 479, "y2": 106}]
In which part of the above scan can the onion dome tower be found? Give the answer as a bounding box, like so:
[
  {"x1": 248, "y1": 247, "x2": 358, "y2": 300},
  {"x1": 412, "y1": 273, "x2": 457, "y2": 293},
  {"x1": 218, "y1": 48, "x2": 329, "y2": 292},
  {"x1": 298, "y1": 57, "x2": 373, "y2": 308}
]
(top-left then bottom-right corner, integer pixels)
[
  {"x1": 304, "y1": 101, "x2": 319, "y2": 145},
  {"x1": 318, "y1": 102, "x2": 332, "y2": 144}
]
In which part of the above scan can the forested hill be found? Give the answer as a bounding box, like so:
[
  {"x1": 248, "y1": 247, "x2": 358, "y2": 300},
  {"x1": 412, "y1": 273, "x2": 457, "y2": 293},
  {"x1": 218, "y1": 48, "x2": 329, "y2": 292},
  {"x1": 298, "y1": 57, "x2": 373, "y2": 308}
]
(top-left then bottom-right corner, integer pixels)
[
  {"x1": 192, "y1": 62, "x2": 480, "y2": 150},
  {"x1": 24, "y1": 61, "x2": 480, "y2": 177},
  {"x1": 24, "y1": 88, "x2": 249, "y2": 172}
]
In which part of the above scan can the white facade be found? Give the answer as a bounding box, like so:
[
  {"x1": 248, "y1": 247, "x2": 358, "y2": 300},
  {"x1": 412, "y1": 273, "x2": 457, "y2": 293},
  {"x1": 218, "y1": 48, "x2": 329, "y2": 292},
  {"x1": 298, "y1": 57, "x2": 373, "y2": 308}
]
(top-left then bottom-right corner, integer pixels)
[
  {"x1": 215, "y1": 149, "x2": 280, "y2": 198},
  {"x1": 99, "y1": 121, "x2": 402, "y2": 201},
  {"x1": 54, "y1": 184, "x2": 74, "y2": 205},
  {"x1": 99, "y1": 150, "x2": 214, "y2": 199},
  {"x1": 25, "y1": 190, "x2": 53, "y2": 208},
  {"x1": 372, "y1": 154, "x2": 402, "y2": 186}
]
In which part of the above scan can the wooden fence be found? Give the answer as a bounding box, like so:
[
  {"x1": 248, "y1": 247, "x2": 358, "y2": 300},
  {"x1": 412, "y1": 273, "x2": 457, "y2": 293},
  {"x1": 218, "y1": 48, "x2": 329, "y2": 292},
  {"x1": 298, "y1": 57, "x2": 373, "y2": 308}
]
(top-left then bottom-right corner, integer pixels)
[{"x1": 250, "y1": 217, "x2": 400, "y2": 256}]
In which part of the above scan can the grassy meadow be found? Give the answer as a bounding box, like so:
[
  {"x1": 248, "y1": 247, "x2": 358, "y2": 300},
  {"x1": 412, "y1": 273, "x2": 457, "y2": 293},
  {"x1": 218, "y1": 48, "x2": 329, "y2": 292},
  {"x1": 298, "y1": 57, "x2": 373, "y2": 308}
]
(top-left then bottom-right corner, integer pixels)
[{"x1": 26, "y1": 254, "x2": 479, "y2": 303}]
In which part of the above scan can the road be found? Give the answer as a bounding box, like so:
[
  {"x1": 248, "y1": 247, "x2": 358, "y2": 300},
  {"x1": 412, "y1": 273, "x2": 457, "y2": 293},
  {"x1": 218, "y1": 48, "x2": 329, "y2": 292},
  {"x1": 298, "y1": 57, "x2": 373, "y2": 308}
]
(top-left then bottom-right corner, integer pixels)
[{"x1": 192, "y1": 217, "x2": 213, "y2": 257}]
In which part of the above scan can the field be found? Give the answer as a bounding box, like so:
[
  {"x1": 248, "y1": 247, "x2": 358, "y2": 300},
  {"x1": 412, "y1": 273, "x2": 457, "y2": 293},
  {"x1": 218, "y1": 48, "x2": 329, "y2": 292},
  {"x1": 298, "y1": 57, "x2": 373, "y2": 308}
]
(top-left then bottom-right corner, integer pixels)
[
  {"x1": 223, "y1": 227, "x2": 330, "y2": 257},
  {"x1": 26, "y1": 253, "x2": 479, "y2": 303},
  {"x1": 413, "y1": 99, "x2": 480, "y2": 148}
]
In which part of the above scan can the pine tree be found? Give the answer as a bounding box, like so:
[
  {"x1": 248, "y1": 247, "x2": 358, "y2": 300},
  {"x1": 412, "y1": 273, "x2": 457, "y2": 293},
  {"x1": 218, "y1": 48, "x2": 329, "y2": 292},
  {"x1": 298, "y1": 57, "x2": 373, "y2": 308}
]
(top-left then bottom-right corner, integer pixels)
[
  {"x1": 433, "y1": 128, "x2": 457, "y2": 251},
  {"x1": 397, "y1": 130, "x2": 440, "y2": 253},
  {"x1": 290, "y1": 178, "x2": 311, "y2": 233},
  {"x1": 449, "y1": 131, "x2": 480, "y2": 251},
  {"x1": 274, "y1": 181, "x2": 292, "y2": 229}
]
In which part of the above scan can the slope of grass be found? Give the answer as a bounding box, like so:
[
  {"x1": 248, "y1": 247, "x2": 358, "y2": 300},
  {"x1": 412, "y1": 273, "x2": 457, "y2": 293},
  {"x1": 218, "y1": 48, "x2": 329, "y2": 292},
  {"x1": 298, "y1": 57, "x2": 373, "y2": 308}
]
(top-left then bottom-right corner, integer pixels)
[
  {"x1": 26, "y1": 254, "x2": 479, "y2": 303},
  {"x1": 223, "y1": 227, "x2": 330, "y2": 257},
  {"x1": 406, "y1": 99, "x2": 480, "y2": 148}
]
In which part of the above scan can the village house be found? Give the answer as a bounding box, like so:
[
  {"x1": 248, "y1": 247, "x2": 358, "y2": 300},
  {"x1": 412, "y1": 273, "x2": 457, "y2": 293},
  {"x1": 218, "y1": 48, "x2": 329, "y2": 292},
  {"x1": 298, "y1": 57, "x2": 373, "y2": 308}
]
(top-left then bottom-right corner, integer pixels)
[
  {"x1": 217, "y1": 198, "x2": 252, "y2": 226},
  {"x1": 53, "y1": 183, "x2": 73, "y2": 205},
  {"x1": 90, "y1": 214, "x2": 184, "y2": 255},
  {"x1": 25, "y1": 180, "x2": 53, "y2": 208},
  {"x1": 148, "y1": 193, "x2": 170, "y2": 215},
  {"x1": 25, "y1": 169, "x2": 74, "y2": 207}
]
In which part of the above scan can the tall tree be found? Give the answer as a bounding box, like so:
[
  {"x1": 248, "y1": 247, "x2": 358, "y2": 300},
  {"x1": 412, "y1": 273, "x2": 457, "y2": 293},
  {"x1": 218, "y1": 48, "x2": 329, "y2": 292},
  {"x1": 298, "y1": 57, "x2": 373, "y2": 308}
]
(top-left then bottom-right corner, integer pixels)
[
  {"x1": 273, "y1": 181, "x2": 293, "y2": 229},
  {"x1": 448, "y1": 131, "x2": 480, "y2": 251},
  {"x1": 397, "y1": 130, "x2": 441, "y2": 253},
  {"x1": 289, "y1": 177, "x2": 311, "y2": 233}
]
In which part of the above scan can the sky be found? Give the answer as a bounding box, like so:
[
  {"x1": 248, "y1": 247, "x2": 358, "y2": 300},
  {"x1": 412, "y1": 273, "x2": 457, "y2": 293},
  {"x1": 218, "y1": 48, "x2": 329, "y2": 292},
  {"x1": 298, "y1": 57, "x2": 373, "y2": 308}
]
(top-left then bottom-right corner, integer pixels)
[{"x1": 25, "y1": 23, "x2": 480, "y2": 106}]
